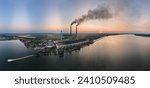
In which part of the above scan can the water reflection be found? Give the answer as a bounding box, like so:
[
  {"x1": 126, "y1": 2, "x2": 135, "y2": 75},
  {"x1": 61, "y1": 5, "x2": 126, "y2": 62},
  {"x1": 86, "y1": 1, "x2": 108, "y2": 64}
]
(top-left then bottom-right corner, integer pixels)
[
  {"x1": 33, "y1": 41, "x2": 94, "y2": 58},
  {"x1": 0, "y1": 40, "x2": 32, "y2": 60},
  {"x1": 0, "y1": 35, "x2": 150, "y2": 70},
  {"x1": 78, "y1": 35, "x2": 150, "y2": 70}
]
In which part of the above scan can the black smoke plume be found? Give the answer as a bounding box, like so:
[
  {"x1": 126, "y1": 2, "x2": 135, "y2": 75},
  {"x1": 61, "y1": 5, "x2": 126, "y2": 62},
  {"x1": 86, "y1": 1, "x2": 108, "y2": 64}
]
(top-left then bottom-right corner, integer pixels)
[{"x1": 71, "y1": 5, "x2": 113, "y2": 26}]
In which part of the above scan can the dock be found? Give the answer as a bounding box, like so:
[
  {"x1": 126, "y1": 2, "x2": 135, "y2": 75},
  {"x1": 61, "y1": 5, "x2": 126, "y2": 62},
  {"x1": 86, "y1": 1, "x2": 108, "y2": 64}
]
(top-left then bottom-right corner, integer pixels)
[{"x1": 8, "y1": 55, "x2": 36, "y2": 62}]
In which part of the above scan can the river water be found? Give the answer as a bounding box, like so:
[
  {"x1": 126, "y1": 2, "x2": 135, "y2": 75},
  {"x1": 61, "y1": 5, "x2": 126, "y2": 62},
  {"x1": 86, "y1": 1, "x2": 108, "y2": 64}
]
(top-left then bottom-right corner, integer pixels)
[{"x1": 0, "y1": 35, "x2": 150, "y2": 71}]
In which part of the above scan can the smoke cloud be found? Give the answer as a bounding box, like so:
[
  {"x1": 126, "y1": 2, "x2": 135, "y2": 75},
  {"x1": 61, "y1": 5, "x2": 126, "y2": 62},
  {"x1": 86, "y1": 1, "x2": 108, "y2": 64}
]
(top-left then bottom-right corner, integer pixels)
[{"x1": 71, "y1": 5, "x2": 113, "y2": 27}]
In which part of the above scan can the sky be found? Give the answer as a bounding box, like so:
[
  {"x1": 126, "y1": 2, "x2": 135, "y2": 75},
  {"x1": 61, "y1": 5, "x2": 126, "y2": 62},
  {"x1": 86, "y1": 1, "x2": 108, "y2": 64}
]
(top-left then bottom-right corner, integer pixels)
[{"x1": 0, "y1": 0, "x2": 150, "y2": 33}]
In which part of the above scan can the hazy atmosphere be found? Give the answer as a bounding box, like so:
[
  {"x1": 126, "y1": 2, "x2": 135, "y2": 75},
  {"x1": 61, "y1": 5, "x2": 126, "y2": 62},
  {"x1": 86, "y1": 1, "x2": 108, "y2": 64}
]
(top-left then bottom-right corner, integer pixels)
[
  {"x1": 0, "y1": 0, "x2": 150, "y2": 71},
  {"x1": 0, "y1": 0, "x2": 150, "y2": 33}
]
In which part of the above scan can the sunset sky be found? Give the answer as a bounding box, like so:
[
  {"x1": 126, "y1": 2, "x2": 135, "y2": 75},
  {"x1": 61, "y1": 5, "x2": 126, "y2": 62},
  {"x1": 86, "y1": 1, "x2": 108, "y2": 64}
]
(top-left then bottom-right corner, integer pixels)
[{"x1": 0, "y1": 0, "x2": 150, "y2": 33}]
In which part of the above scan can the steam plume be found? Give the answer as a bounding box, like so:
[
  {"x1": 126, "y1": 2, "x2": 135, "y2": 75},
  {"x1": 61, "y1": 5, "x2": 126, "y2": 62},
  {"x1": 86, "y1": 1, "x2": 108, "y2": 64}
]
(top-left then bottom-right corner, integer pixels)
[{"x1": 71, "y1": 5, "x2": 113, "y2": 26}]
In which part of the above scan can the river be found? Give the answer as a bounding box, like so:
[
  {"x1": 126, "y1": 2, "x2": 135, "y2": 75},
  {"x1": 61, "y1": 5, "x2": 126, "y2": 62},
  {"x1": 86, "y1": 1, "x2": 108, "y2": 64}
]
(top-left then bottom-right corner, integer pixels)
[{"x1": 0, "y1": 35, "x2": 150, "y2": 71}]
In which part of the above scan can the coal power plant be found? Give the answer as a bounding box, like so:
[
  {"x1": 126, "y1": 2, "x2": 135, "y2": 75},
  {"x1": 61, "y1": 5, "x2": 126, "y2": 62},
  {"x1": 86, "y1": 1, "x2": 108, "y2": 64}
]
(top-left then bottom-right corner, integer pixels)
[
  {"x1": 69, "y1": 23, "x2": 78, "y2": 38},
  {"x1": 60, "y1": 5, "x2": 115, "y2": 51},
  {"x1": 3, "y1": 5, "x2": 117, "y2": 63},
  {"x1": 70, "y1": 5, "x2": 113, "y2": 39}
]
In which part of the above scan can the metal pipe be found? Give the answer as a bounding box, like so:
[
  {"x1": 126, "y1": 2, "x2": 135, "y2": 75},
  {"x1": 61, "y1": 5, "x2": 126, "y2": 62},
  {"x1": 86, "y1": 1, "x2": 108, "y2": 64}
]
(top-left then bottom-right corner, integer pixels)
[
  {"x1": 70, "y1": 25, "x2": 72, "y2": 36},
  {"x1": 76, "y1": 26, "x2": 78, "y2": 37}
]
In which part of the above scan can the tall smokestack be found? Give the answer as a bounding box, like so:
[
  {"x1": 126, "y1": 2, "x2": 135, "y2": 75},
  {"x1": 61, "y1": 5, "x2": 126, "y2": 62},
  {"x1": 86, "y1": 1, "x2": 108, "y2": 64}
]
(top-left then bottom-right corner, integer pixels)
[
  {"x1": 70, "y1": 20, "x2": 77, "y2": 36},
  {"x1": 70, "y1": 25, "x2": 72, "y2": 36},
  {"x1": 60, "y1": 30, "x2": 63, "y2": 41},
  {"x1": 76, "y1": 25, "x2": 78, "y2": 37}
]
